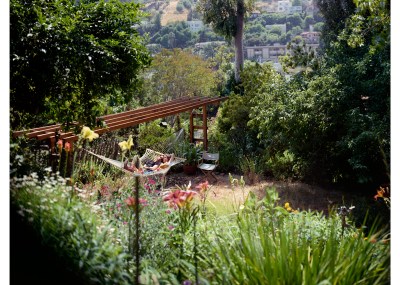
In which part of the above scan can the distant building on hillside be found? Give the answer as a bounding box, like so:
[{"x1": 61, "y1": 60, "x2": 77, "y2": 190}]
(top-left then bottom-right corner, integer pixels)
[
  {"x1": 245, "y1": 43, "x2": 319, "y2": 63},
  {"x1": 277, "y1": 1, "x2": 291, "y2": 13},
  {"x1": 187, "y1": 20, "x2": 204, "y2": 32},
  {"x1": 288, "y1": 6, "x2": 302, "y2": 14},
  {"x1": 300, "y1": 31, "x2": 320, "y2": 44},
  {"x1": 194, "y1": 41, "x2": 226, "y2": 49},
  {"x1": 277, "y1": 1, "x2": 302, "y2": 14}
]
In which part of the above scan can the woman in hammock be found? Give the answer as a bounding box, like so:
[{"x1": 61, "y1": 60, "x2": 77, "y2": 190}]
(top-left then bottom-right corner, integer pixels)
[
  {"x1": 124, "y1": 154, "x2": 175, "y2": 173},
  {"x1": 143, "y1": 154, "x2": 174, "y2": 171}
]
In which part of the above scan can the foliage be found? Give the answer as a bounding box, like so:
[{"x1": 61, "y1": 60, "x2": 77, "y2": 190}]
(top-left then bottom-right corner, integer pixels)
[
  {"x1": 137, "y1": 120, "x2": 175, "y2": 154},
  {"x1": 216, "y1": 93, "x2": 259, "y2": 155},
  {"x1": 150, "y1": 21, "x2": 195, "y2": 49},
  {"x1": 241, "y1": 28, "x2": 389, "y2": 187},
  {"x1": 179, "y1": 141, "x2": 202, "y2": 166},
  {"x1": 315, "y1": 0, "x2": 356, "y2": 46},
  {"x1": 11, "y1": 167, "x2": 390, "y2": 284},
  {"x1": 143, "y1": 49, "x2": 217, "y2": 104},
  {"x1": 239, "y1": 155, "x2": 263, "y2": 185},
  {"x1": 266, "y1": 150, "x2": 301, "y2": 181},
  {"x1": 10, "y1": 172, "x2": 134, "y2": 285},
  {"x1": 10, "y1": 0, "x2": 151, "y2": 129},
  {"x1": 315, "y1": 0, "x2": 390, "y2": 186},
  {"x1": 10, "y1": 136, "x2": 50, "y2": 179},
  {"x1": 201, "y1": 188, "x2": 390, "y2": 285},
  {"x1": 339, "y1": 0, "x2": 390, "y2": 54}
]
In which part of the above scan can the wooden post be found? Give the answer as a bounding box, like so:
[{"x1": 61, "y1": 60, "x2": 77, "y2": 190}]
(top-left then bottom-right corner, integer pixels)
[
  {"x1": 202, "y1": 104, "x2": 208, "y2": 151},
  {"x1": 189, "y1": 110, "x2": 194, "y2": 144}
]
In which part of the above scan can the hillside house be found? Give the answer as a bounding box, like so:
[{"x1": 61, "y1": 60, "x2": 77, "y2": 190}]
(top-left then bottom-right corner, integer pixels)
[
  {"x1": 300, "y1": 31, "x2": 320, "y2": 44},
  {"x1": 187, "y1": 20, "x2": 204, "y2": 32},
  {"x1": 277, "y1": 1, "x2": 291, "y2": 13},
  {"x1": 245, "y1": 43, "x2": 319, "y2": 63}
]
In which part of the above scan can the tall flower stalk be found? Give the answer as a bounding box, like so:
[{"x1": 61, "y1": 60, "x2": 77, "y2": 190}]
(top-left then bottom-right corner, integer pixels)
[
  {"x1": 124, "y1": 177, "x2": 146, "y2": 284},
  {"x1": 119, "y1": 135, "x2": 134, "y2": 162},
  {"x1": 163, "y1": 183, "x2": 199, "y2": 282},
  {"x1": 195, "y1": 181, "x2": 211, "y2": 216},
  {"x1": 71, "y1": 126, "x2": 99, "y2": 182}
]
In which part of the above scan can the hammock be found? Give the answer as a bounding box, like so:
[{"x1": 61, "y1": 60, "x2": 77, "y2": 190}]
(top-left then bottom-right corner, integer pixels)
[{"x1": 84, "y1": 148, "x2": 185, "y2": 177}]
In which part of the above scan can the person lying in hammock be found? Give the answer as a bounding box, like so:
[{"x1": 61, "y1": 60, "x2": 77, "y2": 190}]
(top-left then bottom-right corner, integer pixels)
[
  {"x1": 124, "y1": 154, "x2": 175, "y2": 173},
  {"x1": 143, "y1": 154, "x2": 175, "y2": 171}
]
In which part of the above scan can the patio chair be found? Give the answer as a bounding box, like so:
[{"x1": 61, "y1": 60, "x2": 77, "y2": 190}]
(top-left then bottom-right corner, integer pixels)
[{"x1": 198, "y1": 152, "x2": 219, "y2": 182}]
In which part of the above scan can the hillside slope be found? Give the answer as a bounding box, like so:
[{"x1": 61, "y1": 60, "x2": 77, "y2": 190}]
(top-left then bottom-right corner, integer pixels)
[{"x1": 160, "y1": 0, "x2": 189, "y2": 26}]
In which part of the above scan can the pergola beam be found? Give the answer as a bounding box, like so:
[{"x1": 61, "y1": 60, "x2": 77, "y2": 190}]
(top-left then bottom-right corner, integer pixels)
[{"x1": 12, "y1": 96, "x2": 228, "y2": 150}]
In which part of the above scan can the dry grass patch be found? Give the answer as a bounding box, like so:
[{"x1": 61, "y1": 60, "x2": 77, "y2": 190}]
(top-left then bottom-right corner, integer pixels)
[
  {"x1": 161, "y1": 0, "x2": 189, "y2": 26},
  {"x1": 166, "y1": 171, "x2": 356, "y2": 215}
]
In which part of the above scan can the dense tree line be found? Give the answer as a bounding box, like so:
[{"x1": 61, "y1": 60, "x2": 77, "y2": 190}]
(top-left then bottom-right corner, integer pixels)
[{"x1": 212, "y1": 0, "x2": 389, "y2": 189}]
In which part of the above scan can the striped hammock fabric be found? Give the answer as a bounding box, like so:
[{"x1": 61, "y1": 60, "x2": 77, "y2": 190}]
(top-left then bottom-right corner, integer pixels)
[{"x1": 84, "y1": 149, "x2": 185, "y2": 177}]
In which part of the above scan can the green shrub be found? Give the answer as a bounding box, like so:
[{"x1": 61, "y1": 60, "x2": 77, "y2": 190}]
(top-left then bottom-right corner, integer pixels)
[
  {"x1": 137, "y1": 120, "x2": 175, "y2": 153},
  {"x1": 10, "y1": 172, "x2": 134, "y2": 285},
  {"x1": 266, "y1": 149, "x2": 302, "y2": 180},
  {"x1": 239, "y1": 155, "x2": 264, "y2": 185}
]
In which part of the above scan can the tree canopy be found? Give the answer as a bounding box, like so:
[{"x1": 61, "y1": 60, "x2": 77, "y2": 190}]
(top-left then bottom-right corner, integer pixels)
[
  {"x1": 10, "y1": 0, "x2": 151, "y2": 130},
  {"x1": 140, "y1": 49, "x2": 218, "y2": 104}
]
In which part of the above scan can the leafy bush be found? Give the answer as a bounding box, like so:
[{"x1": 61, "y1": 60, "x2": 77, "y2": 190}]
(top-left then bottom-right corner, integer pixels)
[
  {"x1": 266, "y1": 150, "x2": 301, "y2": 181},
  {"x1": 137, "y1": 120, "x2": 175, "y2": 153},
  {"x1": 239, "y1": 155, "x2": 264, "y2": 185},
  {"x1": 10, "y1": 172, "x2": 134, "y2": 285},
  {"x1": 10, "y1": 136, "x2": 50, "y2": 179}
]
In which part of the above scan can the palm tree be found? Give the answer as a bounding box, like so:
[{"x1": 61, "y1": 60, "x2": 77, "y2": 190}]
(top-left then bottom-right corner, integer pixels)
[{"x1": 197, "y1": 0, "x2": 254, "y2": 84}]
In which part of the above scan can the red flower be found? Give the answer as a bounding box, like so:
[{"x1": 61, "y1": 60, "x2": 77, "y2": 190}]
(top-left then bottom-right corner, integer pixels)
[{"x1": 374, "y1": 187, "x2": 389, "y2": 201}]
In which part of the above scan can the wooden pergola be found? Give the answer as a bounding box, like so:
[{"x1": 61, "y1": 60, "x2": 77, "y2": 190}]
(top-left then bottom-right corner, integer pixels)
[{"x1": 13, "y1": 96, "x2": 227, "y2": 152}]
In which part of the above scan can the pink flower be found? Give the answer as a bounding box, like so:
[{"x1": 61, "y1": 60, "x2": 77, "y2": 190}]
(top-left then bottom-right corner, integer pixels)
[
  {"x1": 64, "y1": 142, "x2": 71, "y2": 152},
  {"x1": 163, "y1": 189, "x2": 197, "y2": 209},
  {"x1": 195, "y1": 181, "x2": 209, "y2": 195},
  {"x1": 125, "y1": 197, "x2": 148, "y2": 209},
  {"x1": 148, "y1": 178, "x2": 156, "y2": 185},
  {"x1": 57, "y1": 139, "x2": 63, "y2": 152},
  {"x1": 168, "y1": 225, "x2": 175, "y2": 230}
]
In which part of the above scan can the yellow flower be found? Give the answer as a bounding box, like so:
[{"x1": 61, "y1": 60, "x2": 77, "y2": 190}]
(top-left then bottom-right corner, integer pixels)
[
  {"x1": 287, "y1": 207, "x2": 292, "y2": 212},
  {"x1": 119, "y1": 135, "x2": 133, "y2": 152},
  {"x1": 80, "y1": 126, "x2": 99, "y2": 142},
  {"x1": 284, "y1": 202, "x2": 290, "y2": 209}
]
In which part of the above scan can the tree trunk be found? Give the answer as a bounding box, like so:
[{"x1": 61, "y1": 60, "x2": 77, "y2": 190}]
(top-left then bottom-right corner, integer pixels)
[{"x1": 234, "y1": 0, "x2": 245, "y2": 84}]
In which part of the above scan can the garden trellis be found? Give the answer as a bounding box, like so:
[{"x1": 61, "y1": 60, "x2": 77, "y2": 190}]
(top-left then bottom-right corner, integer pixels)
[{"x1": 12, "y1": 96, "x2": 227, "y2": 172}]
